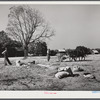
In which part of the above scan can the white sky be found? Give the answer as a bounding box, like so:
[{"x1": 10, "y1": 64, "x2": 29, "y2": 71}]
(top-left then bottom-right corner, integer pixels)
[{"x1": 0, "y1": 4, "x2": 100, "y2": 50}]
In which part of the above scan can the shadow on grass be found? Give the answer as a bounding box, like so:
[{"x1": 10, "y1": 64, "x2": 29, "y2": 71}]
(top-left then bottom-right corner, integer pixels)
[
  {"x1": 73, "y1": 74, "x2": 80, "y2": 77},
  {"x1": 59, "y1": 59, "x2": 92, "y2": 62},
  {"x1": 61, "y1": 74, "x2": 80, "y2": 79}
]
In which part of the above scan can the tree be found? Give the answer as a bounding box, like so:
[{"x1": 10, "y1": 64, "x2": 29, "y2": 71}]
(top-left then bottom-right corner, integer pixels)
[
  {"x1": 0, "y1": 30, "x2": 11, "y2": 56},
  {"x1": 29, "y1": 41, "x2": 47, "y2": 56},
  {"x1": 50, "y1": 49, "x2": 58, "y2": 56},
  {"x1": 75, "y1": 46, "x2": 90, "y2": 60},
  {"x1": 66, "y1": 49, "x2": 77, "y2": 61},
  {"x1": 0, "y1": 30, "x2": 23, "y2": 57},
  {"x1": 6, "y1": 5, "x2": 54, "y2": 57},
  {"x1": 76, "y1": 46, "x2": 90, "y2": 55},
  {"x1": 0, "y1": 31, "x2": 11, "y2": 47}
]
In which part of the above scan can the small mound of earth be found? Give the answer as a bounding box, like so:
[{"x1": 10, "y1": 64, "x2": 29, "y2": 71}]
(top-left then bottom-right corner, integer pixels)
[{"x1": 83, "y1": 73, "x2": 95, "y2": 79}]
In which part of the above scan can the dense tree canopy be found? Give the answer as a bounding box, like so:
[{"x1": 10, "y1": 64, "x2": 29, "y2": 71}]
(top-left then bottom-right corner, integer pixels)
[
  {"x1": 65, "y1": 46, "x2": 92, "y2": 61},
  {"x1": 29, "y1": 41, "x2": 47, "y2": 56},
  {"x1": 0, "y1": 30, "x2": 11, "y2": 47},
  {"x1": 0, "y1": 30, "x2": 23, "y2": 57}
]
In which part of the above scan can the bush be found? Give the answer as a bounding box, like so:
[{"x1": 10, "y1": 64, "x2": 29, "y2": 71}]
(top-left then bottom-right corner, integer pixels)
[
  {"x1": 29, "y1": 41, "x2": 47, "y2": 56},
  {"x1": 50, "y1": 50, "x2": 58, "y2": 56}
]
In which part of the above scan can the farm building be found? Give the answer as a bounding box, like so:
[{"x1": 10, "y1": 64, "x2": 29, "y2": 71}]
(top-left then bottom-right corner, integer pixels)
[
  {"x1": 56, "y1": 49, "x2": 66, "y2": 61},
  {"x1": 92, "y1": 49, "x2": 99, "y2": 54}
]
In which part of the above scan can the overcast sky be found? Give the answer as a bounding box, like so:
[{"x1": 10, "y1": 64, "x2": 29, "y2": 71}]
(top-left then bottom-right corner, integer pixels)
[{"x1": 0, "y1": 4, "x2": 100, "y2": 49}]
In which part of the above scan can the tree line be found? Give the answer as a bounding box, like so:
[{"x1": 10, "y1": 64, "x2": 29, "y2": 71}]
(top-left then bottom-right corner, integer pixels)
[
  {"x1": 65, "y1": 46, "x2": 92, "y2": 61},
  {"x1": 0, "y1": 31, "x2": 99, "y2": 58}
]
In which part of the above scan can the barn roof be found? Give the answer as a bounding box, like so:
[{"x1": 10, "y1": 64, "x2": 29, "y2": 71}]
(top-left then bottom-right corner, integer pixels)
[
  {"x1": 58, "y1": 49, "x2": 66, "y2": 53},
  {"x1": 92, "y1": 49, "x2": 99, "y2": 54}
]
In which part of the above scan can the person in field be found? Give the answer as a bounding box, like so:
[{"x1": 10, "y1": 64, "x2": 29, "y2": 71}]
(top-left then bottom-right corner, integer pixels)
[
  {"x1": 2, "y1": 47, "x2": 12, "y2": 66},
  {"x1": 47, "y1": 49, "x2": 50, "y2": 61}
]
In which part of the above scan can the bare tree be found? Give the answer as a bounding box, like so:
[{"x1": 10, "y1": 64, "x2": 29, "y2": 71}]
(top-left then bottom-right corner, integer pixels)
[{"x1": 6, "y1": 5, "x2": 54, "y2": 57}]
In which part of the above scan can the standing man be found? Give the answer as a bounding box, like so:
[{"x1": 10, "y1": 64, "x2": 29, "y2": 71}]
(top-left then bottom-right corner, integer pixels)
[
  {"x1": 47, "y1": 49, "x2": 50, "y2": 62},
  {"x1": 2, "y1": 47, "x2": 12, "y2": 65}
]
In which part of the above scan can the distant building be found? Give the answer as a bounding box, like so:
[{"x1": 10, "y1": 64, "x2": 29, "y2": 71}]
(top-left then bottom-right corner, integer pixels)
[
  {"x1": 58, "y1": 49, "x2": 66, "y2": 53},
  {"x1": 92, "y1": 49, "x2": 99, "y2": 54},
  {"x1": 56, "y1": 49, "x2": 66, "y2": 61}
]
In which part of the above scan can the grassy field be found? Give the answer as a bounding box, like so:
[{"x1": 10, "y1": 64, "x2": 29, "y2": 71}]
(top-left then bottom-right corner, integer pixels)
[{"x1": 0, "y1": 54, "x2": 100, "y2": 90}]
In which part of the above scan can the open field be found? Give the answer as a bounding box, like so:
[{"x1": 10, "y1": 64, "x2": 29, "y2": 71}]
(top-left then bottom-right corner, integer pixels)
[{"x1": 0, "y1": 54, "x2": 100, "y2": 90}]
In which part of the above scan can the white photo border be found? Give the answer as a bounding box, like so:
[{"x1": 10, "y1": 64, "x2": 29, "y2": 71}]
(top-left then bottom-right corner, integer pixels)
[{"x1": 0, "y1": 1, "x2": 100, "y2": 99}]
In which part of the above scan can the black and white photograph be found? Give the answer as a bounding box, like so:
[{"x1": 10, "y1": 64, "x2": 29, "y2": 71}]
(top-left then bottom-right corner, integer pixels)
[{"x1": 0, "y1": 2, "x2": 100, "y2": 92}]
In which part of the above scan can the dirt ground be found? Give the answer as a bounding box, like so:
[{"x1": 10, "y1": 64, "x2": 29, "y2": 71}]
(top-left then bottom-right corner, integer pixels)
[{"x1": 0, "y1": 54, "x2": 100, "y2": 90}]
